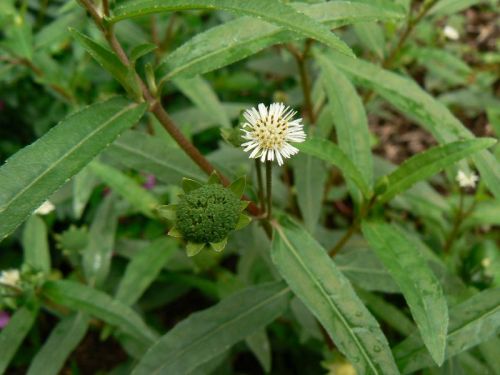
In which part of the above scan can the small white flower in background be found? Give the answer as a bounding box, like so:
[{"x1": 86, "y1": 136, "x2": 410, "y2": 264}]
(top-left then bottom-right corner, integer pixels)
[
  {"x1": 35, "y1": 200, "x2": 55, "y2": 215},
  {"x1": 443, "y1": 25, "x2": 460, "y2": 40},
  {"x1": 456, "y1": 170, "x2": 479, "y2": 189},
  {"x1": 241, "y1": 103, "x2": 306, "y2": 166},
  {"x1": 0, "y1": 269, "x2": 20, "y2": 288},
  {"x1": 481, "y1": 258, "x2": 491, "y2": 268}
]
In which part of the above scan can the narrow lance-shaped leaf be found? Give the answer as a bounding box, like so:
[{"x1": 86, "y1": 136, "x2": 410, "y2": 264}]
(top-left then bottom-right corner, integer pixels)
[
  {"x1": 316, "y1": 52, "x2": 373, "y2": 203},
  {"x1": 157, "y1": 1, "x2": 404, "y2": 80},
  {"x1": 42, "y1": 280, "x2": 157, "y2": 350},
  {"x1": 22, "y1": 215, "x2": 51, "y2": 275},
  {"x1": 394, "y1": 287, "x2": 500, "y2": 374},
  {"x1": 296, "y1": 138, "x2": 373, "y2": 199},
  {"x1": 111, "y1": 0, "x2": 354, "y2": 57},
  {"x1": 271, "y1": 217, "x2": 400, "y2": 375},
  {"x1": 376, "y1": 138, "x2": 496, "y2": 204},
  {"x1": 362, "y1": 221, "x2": 448, "y2": 366},
  {"x1": 0, "y1": 305, "x2": 39, "y2": 374},
  {"x1": 115, "y1": 238, "x2": 178, "y2": 306},
  {"x1": 132, "y1": 282, "x2": 290, "y2": 375},
  {"x1": 27, "y1": 313, "x2": 89, "y2": 375},
  {"x1": 104, "y1": 130, "x2": 205, "y2": 184},
  {"x1": 173, "y1": 76, "x2": 231, "y2": 128},
  {"x1": 82, "y1": 194, "x2": 118, "y2": 288},
  {"x1": 0, "y1": 97, "x2": 146, "y2": 241},
  {"x1": 357, "y1": 289, "x2": 416, "y2": 337},
  {"x1": 335, "y1": 247, "x2": 400, "y2": 294},
  {"x1": 293, "y1": 154, "x2": 326, "y2": 234},
  {"x1": 89, "y1": 161, "x2": 159, "y2": 218},
  {"x1": 326, "y1": 50, "x2": 500, "y2": 199},
  {"x1": 70, "y1": 29, "x2": 141, "y2": 99}
]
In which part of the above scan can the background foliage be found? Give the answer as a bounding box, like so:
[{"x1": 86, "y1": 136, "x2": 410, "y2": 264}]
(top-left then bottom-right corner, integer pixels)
[{"x1": 0, "y1": 0, "x2": 499, "y2": 374}]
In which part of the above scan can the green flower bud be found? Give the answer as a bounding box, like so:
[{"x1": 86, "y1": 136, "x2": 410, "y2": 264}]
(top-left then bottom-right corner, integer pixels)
[{"x1": 176, "y1": 184, "x2": 241, "y2": 244}]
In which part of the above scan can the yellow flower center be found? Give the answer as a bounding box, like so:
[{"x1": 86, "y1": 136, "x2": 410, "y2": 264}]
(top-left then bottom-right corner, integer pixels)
[{"x1": 251, "y1": 115, "x2": 288, "y2": 150}]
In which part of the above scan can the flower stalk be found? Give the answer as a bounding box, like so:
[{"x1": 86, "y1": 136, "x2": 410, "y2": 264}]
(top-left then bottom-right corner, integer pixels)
[{"x1": 266, "y1": 161, "x2": 273, "y2": 221}]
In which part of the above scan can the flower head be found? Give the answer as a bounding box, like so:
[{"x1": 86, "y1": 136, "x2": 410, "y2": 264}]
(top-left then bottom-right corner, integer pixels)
[
  {"x1": 241, "y1": 103, "x2": 306, "y2": 166},
  {"x1": 443, "y1": 25, "x2": 459, "y2": 40},
  {"x1": 0, "y1": 269, "x2": 20, "y2": 288},
  {"x1": 35, "y1": 200, "x2": 55, "y2": 215},
  {"x1": 456, "y1": 170, "x2": 479, "y2": 189},
  {"x1": 158, "y1": 174, "x2": 251, "y2": 257}
]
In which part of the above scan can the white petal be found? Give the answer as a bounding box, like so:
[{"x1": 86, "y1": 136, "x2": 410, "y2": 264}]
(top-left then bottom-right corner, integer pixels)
[
  {"x1": 258, "y1": 103, "x2": 268, "y2": 119},
  {"x1": 276, "y1": 150, "x2": 284, "y2": 166},
  {"x1": 260, "y1": 149, "x2": 267, "y2": 162},
  {"x1": 249, "y1": 146, "x2": 261, "y2": 159}
]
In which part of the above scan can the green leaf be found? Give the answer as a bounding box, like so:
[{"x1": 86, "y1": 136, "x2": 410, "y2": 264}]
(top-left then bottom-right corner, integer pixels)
[
  {"x1": 131, "y1": 282, "x2": 289, "y2": 375},
  {"x1": 316, "y1": 52, "x2": 373, "y2": 202},
  {"x1": 186, "y1": 242, "x2": 205, "y2": 257},
  {"x1": 235, "y1": 214, "x2": 251, "y2": 230},
  {"x1": 89, "y1": 161, "x2": 159, "y2": 217},
  {"x1": 376, "y1": 139, "x2": 496, "y2": 204},
  {"x1": 246, "y1": 330, "x2": 271, "y2": 373},
  {"x1": 335, "y1": 247, "x2": 400, "y2": 294},
  {"x1": 156, "y1": 1, "x2": 403, "y2": 80},
  {"x1": 42, "y1": 280, "x2": 157, "y2": 349},
  {"x1": 0, "y1": 305, "x2": 39, "y2": 374},
  {"x1": 22, "y1": 215, "x2": 50, "y2": 275},
  {"x1": 115, "y1": 238, "x2": 177, "y2": 306},
  {"x1": 27, "y1": 313, "x2": 89, "y2": 375},
  {"x1": 104, "y1": 130, "x2": 204, "y2": 184},
  {"x1": 296, "y1": 138, "x2": 373, "y2": 199},
  {"x1": 394, "y1": 287, "x2": 500, "y2": 374},
  {"x1": 111, "y1": 0, "x2": 354, "y2": 58},
  {"x1": 293, "y1": 154, "x2": 326, "y2": 233},
  {"x1": 357, "y1": 290, "x2": 415, "y2": 337},
  {"x1": 0, "y1": 13, "x2": 33, "y2": 61},
  {"x1": 210, "y1": 237, "x2": 227, "y2": 252},
  {"x1": 428, "y1": 0, "x2": 485, "y2": 16},
  {"x1": 271, "y1": 218, "x2": 399, "y2": 375},
  {"x1": 353, "y1": 22, "x2": 385, "y2": 60},
  {"x1": 129, "y1": 42, "x2": 157, "y2": 64},
  {"x1": 0, "y1": 97, "x2": 146, "y2": 242},
  {"x1": 327, "y1": 51, "x2": 500, "y2": 199},
  {"x1": 479, "y1": 337, "x2": 500, "y2": 375},
  {"x1": 173, "y1": 76, "x2": 231, "y2": 128},
  {"x1": 70, "y1": 29, "x2": 141, "y2": 99},
  {"x1": 228, "y1": 176, "x2": 246, "y2": 197},
  {"x1": 34, "y1": 8, "x2": 84, "y2": 50},
  {"x1": 361, "y1": 222, "x2": 448, "y2": 366},
  {"x1": 72, "y1": 165, "x2": 98, "y2": 219},
  {"x1": 82, "y1": 195, "x2": 118, "y2": 288},
  {"x1": 182, "y1": 178, "x2": 203, "y2": 193}
]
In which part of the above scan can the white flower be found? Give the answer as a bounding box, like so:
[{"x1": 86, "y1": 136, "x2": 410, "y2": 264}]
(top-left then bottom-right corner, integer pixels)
[
  {"x1": 456, "y1": 170, "x2": 479, "y2": 189},
  {"x1": 241, "y1": 103, "x2": 306, "y2": 166},
  {"x1": 35, "y1": 200, "x2": 55, "y2": 215},
  {"x1": 443, "y1": 25, "x2": 459, "y2": 40},
  {"x1": 481, "y1": 258, "x2": 491, "y2": 268},
  {"x1": 0, "y1": 269, "x2": 20, "y2": 288}
]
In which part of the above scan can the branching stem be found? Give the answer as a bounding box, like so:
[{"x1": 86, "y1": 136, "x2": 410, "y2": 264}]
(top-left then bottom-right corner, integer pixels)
[{"x1": 77, "y1": 0, "x2": 262, "y2": 216}]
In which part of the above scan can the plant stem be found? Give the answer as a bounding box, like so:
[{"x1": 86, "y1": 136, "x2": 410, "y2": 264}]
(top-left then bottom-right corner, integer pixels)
[
  {"x1": 329, "y1": 196, "x2": 376, "y2": 257},
  {"x1": 255, "y1": 160, "x2": 265, "y2": 211},
  {"x1": 362, "y1": 0, "x2": 439, "y2": 105},
  {"x1": 329, "y1": 222, "x2": 358, "y2": 257},
  {"x1": 286, "y1": 41, "x2": 316, "y2": 124},
  {"x1": 383, "y1": 0, "x2": 438, "y2": 69},
  {"x1": 77, "y1": 0, "x2": 263, "y2": 217},
  {"x1": 102, "y1": 0, "x2": 110, "y2": 17},
  {"x1": 266, "y1": 161, "x2": 273, "y2": 220}
]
